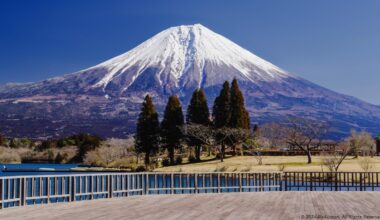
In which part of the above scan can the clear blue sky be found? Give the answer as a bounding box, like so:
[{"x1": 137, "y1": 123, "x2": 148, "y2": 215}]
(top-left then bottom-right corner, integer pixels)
[{"x1": 0, "y1": 0, "x2": 379, "y2": 104}]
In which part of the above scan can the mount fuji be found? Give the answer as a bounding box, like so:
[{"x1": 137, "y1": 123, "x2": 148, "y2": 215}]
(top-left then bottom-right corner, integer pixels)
[{"x1": 0, "y1": 24, "x2": 379, "y2": 139}]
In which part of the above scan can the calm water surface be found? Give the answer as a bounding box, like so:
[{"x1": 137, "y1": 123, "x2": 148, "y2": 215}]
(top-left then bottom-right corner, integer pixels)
[{"x1": 0, "y1": 163, "x2": 82, "y2": 176}]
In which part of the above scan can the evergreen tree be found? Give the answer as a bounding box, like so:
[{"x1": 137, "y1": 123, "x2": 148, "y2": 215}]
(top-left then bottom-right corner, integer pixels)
[
  {"x1": 161, "y1": 96, "x2": 184, "y2": 165},
  {"x1": 9, "y1": 139, "x2": 18, "y2": 148},
  {"x1": 229, "y1": 78, "x2": 250, "y2": 129},
  {"x1": 212, "y1": 81, "x2": 231, "y2": 161},
  {"x1": 212, "y1": 81, "x2": 231, "y2": 128},
  {"x1": 135, "y1": 95, "x2": 160, "y2": 166},
  {"x1": 253, "y1": 124, "x2": 260, "y2": 139},
  {"x1": 228, "y1": 79, "x2": 250, "y2": 155},
  {"x1": 186, "y1": 89, "x2": 210, "y2": 161},
  {"x1": 55, "y1": 152, "x2": 65, "y2": 164},
  {"x1": 71, "y1": 133, "x2": 102, "y2": 162}
]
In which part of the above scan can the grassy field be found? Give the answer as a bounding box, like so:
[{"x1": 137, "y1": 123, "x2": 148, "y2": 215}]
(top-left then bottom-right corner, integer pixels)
[{"x1": 154, "y1": 156, "x2": 380, "y2": 172}]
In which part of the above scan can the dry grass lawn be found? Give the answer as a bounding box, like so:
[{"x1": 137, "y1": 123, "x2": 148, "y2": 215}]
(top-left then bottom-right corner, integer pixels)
[{"x1": 155, "y1": 156, "x2": 380, "y2": 172}]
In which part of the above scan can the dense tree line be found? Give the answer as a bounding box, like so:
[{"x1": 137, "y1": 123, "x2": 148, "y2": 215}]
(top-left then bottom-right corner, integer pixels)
[{"x1": 135, "y1": 79, "x2": 251, "y2": 166}]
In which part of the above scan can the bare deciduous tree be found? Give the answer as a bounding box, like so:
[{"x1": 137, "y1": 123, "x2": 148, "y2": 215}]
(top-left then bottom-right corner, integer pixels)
[
  {"x1": 83, "y1": 145, "x2": 128, "y2": 167},
  {"x1": 260, "y1": 123, "x2": 288, "y2": 149},
  {"x1": 285, "y1": 118, "x2": 328, "y2": 164},
  {"x1": 245, "y1": 128, "x2": 270, "y2": 166},
  {"x1": 347, "y1": 130, "x2": 376, "y2": 158},
  {"x1": 245, "y1": 138, "x2": 263, "y2": 165},
  {"x1": 358, "y1": 157, "x2": 373, "y2": 172},
  {"x1": 319, "y1": 131, "x2": 374, "y2": 172},
  {"x1": 181, "y1": 124, "x2": 250, "y2": 162},
  {"x1": 321, "y1": 140, "x2": 353, "y2": 172}
]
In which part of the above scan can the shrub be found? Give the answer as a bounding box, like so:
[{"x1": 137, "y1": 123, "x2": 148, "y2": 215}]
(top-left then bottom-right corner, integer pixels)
[
  {"x1": 0, "y1": 135, "x2": 7, "y2": 146},
  {"x1": 55, "y1": 152, "x2": 65, "y2": 164},
  {"x1": 359, "y1": 157, "x2": 373, "y2": 172},
  {"x1": 215, "y1": 165, "x2": 228, "y2": 172},
  {"x1": 83, "y1": 151, "x2": 104, "y2": 167},
  {"x1": 241, "y1": 166, "x2": 251, "y2": 172},
  {"x1": 134, "y1": 165, "x2": 146, "y2": 172},
  {"x1": 277, "y1": 164, "x2": 287, "y2": 172},
  {"x1": 47, "y1": 149, "x2": 55, "y2": 161},
  {"x1": 188, "y1": 155, "x2": 197, "y2": 163},
  {"x1": 82, "y1": 145, "x2": 129, "y2": 168},
  {"x1": 0, "y1": 147, "x2": 21, "y2": 163},
  {"x1": 215, "y1": 153, "x2": 222, "y2": 160},
  {"x1": 72, "y1": 133, "x2": 102, "y2": 161},
  {"x1": 175, "y1": 156, "x2": 183, "y2": 165},
  {"x1": 148, "y1": 163, "x2": 157, "y2": 171},
  {"x1": 37, "y1": 140, "x2": 56, "y2": 152},
  {"x1": 97, "y1": 145, "x2": 126, "y2": 167},
  {"x1": 162, "y1": 158, "x2": 170, "y2": 167},
  {"x1": 57, "y1": 146, "x2": 78, "y2": 162},
  {"x1": 110, "y1": 157, "x2": 137, "y2": 169}
]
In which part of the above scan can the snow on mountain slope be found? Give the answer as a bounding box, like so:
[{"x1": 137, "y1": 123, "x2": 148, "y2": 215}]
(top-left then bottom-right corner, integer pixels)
[
  {"x1": 90, "y1": 24, "x2": 289, "y2": 91},
  {"x1": 0, "y1": 24, "x2": 379, "y2": 139}
]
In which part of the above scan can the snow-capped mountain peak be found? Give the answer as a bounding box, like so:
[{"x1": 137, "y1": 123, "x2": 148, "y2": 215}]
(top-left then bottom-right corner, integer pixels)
[
  {"x1": 1, "y1": 24, "x2": 380, "y2": 139},
  {"x1": 91, "y1": 24, "x2": 290, "y2": 91}
]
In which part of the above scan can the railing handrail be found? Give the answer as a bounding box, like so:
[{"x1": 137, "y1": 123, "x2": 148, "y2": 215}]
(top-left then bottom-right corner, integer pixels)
[
  {"x1": 0, "y1": 171, "x2": 283, "y2": 179},
  {"x1": 2, "y1": 171, "x2": 380, "y2": 180},
  {"x1": 284, "y1": 171, "x2": 380, "y2": 173}
]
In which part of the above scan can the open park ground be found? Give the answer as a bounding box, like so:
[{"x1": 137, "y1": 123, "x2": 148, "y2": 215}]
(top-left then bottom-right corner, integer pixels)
[{"x1": 155, "y1": 156, "x2": 380, "y2": 172}]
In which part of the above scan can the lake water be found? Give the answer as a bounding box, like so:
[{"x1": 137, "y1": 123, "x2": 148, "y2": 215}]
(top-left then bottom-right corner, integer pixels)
[{"x1": 0, "y1": 163, "x2": 82, "y2": 176}]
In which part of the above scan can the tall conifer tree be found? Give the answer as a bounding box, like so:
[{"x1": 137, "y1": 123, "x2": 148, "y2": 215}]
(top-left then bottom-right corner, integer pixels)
[
  {"x1": 161, "y1": 96, "x2": 184, "y2": 164},
  {"x1": 229, "y1": 78, "x2": 250, "y2": 129},
  {"x1": 212, "y1": 81, "x2": 231, "y2": 128},
  {"x1": 187, "y1": 89, "x2": 210, "y2": 161},
  {"x1": 212, "y1": 81, "x2": 231, "y2": 161},
  {"x1": 229, "y1": 79, "x2": 250, "y2": 155},
  {"x1": 135, "y1": 95, "x2": 160, "y2": 167}
]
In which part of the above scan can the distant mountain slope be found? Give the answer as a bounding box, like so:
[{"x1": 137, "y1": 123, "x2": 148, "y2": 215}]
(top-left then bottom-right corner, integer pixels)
[{"x1": 0, "y1": 24, "x2": 379, "y2": 139}]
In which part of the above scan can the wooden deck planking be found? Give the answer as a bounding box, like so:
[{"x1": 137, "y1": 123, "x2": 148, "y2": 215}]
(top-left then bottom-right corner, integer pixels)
[{"x1": 1, "y1": 192, "x2": 380, "y2": 220}]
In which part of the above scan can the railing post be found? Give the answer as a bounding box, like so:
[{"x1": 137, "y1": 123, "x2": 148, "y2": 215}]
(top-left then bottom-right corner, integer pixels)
[
  {"x1": 170, "y1": 173, "x2": 174, "y2": 195},
  {"x1": 360, "y1": 173, "x2": 363, "y2": 191},
  {"x1": 70, "y1": 176, "x2": 75, "y2": 202},
  {"x1": 194, "y1": 174, "x2": 198, "y2": 194},
  {"x1": 90, "y1": 176, "x2": 93, "y2": 200},
  {"x1": 0, "y1": 178, "x2": 3, "y2": 209},
  {"x1": 217, "y1": 173, "x2": 221, "y2": 193},
  {"x1": 47, "y1": 177, "x2": 50, "y2": 204},
  {"x1": 21, "y1": 178, "x2": 26, "y2": 206},
  {"x1": 284, "y1": 172, "x2": 287, "y2": 191},
  {"x1": 125, "y1": 174, "x2": 129, "y2": 197},
  {"x1": 239, "y1": 173, "x2": 242, "y2": 193},
  {"x1": 145, "y1": 174, "x2": 149, "y2": 195},
  {"x1": 310, "y1": 173, "x2": 313, "y2": 191},
  {"x1": 108, "y1": 175, "x2": 113, "y2": 198}
]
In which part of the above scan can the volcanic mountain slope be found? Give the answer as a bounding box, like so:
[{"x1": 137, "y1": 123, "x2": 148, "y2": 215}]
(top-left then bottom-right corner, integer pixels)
[{"x1": 0, "y1": 24, "x2": 379, "y2": 139}]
